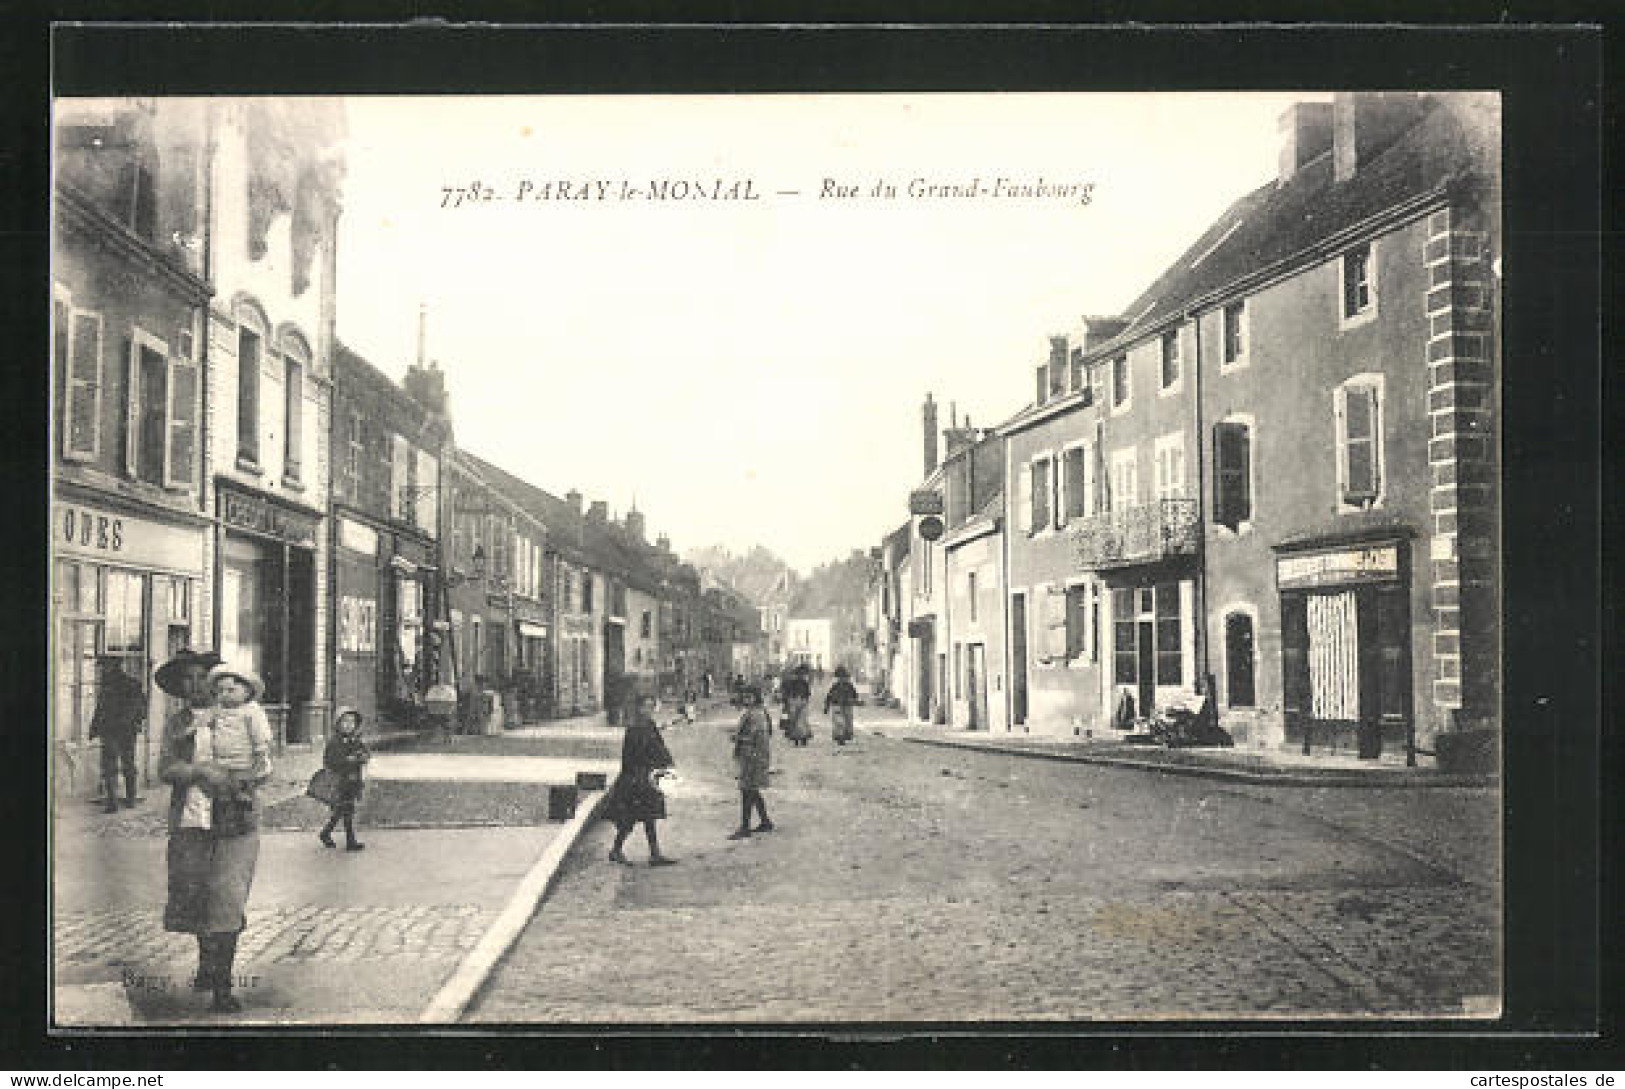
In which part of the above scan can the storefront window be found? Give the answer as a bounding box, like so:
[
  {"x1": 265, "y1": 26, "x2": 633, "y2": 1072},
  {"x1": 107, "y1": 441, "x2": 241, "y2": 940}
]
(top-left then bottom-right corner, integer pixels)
[
  {"x1": 220, "y1": 535, "x2": 267, "y2": 689},
  {"x1": 53, "y1": 561, "x2": 147, "y2": 742},
  {"x1": 1112, "y1": 588, "x2": 1136, "y2": 685}
]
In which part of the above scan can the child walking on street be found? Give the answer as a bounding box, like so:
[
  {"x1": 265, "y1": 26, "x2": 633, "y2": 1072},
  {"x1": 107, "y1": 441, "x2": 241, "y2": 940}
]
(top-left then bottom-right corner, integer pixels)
[
  {"x1": 729, "y1": 685, "x2": 774, "y2": 839},
  {"x1": 319, "y1": 707, "x2": 371, "y2": 851}
]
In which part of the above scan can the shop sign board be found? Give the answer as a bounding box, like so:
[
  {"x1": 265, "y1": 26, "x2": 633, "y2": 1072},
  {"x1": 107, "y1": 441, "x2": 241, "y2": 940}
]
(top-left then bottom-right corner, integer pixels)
[
  {"x1": 908, "y1": 489, "x2": 945, "y2": 516},
  {"x1": 220, "y1": 486, "x2": 319, "y2": 547},
  {"x1": 338, "y1": 516, "x2": 379, "y2": 556},
  {"x1": 55, "y1": 500, "x2": 203, "y2": 574},
  {"x1": 1276, "y1": 542, "x2": 1401, "y2": 591}
]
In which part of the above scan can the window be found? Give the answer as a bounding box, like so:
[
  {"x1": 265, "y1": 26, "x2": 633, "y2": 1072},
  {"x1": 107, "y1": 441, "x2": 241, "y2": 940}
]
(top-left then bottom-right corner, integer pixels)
[
  {"x1": 117, "y1": 159, "x2": 157, "y2": 241},
  {"x1": 582, "y1": 573, "x2": 594, "y2": 613},
  {"x1": 1213, "y1": 420, "x2": 1253, "y2": 530},
  {"x1": 1064, "y1": 585, "x2": 1088, "y2": 660},
  {"x1": 1342, "y1": 242, "x2": 1374, "y2": 322},
  {"x1": 1089, "y1": 363, "x2": 1107, "y2": 408},
  {"x1": 283, "y1": 355, "x2": 302, "y2": 482},
  {"x1": 1336, "y1": 377, "x2": 1384, "y2": 507},
  {"x1": 1160, "y1": 330, "x2": 1181, "y2": 390},
  {"x1": 1063, "y1": 446, "x2": 1088, "y2": 522},
  {"x1": 57, "y1": 296, "x2": 104, "y2": 462},
  {"x1": 1109, "y1": 448, "x2": 1138, "y2": 511},
  {"x1": 1112, "y1": 588, "x2": 1136, "y2": 685},
  {"x1": 1030, "y1": 457, "x2": 1052, "y2": 534},
  {"x1": 121, "y1": 328, "x2": 197, "y2": 490},
  {"x1": 1224, "y1": 610, "x2": 1257, "y2": 707},
  {"x1": 130, "y1": 333, "x2": 168, "y2": 484},
  {"x1": 236, "y1": 326, "x2": 261, "y2": 465},
  {"x1": 954, "y1": 643, "x2": 963, "y2": 698},
  {"x1": 967, "y1": 570, "x2": 977, "y2": 621},
  {"x1": 391, "y1": 436, "x2": 414, "y2": 522},
  {"x1": 1222, "y1": 301, "x2": 1248, "y2": 367},
  {"x1": 344, "y1": 412, "x2": 363, "y2": 499},
  {"x1": 414, "y1": 450, "x2": 438, "y2": 534},
  {"x1": 1155, "y1": 582, "x2": 1182, "y2": 685},
  {"x1": 1111, "y1": 354, "x2": 1130, "y2": 410},
  {"x1": 1154, "y1": 433, "x2": 1186, "y2": 501}
]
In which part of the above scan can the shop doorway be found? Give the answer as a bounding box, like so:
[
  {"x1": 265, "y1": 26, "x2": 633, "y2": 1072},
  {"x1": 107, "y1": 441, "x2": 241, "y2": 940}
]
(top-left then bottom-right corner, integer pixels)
[
  {"x1": 966, "y1": 643, "x2": 987, "y2": 730},
  {"x1": 1281, "y1": 583, "x2": 1411, "y2": 757}
]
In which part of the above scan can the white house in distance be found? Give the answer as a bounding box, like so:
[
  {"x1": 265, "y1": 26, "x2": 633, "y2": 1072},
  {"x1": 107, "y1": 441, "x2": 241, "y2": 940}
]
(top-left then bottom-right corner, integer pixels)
[{"x1": 785, "y1": 617, "x2": 833, "y2": 671}]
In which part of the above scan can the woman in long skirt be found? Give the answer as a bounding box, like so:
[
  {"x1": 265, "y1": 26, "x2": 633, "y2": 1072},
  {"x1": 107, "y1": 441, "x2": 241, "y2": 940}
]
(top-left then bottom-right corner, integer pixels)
[
  {"x1": 728, "y1": 685, "x2": 774, "y2": 839},
  {"x1": 154, "y1": 649, "x2": 269, "y2": 1014},
  {"x1": 824, "y1": 665, "x2": 860, "y2": 745},
  {"x1": 603, "y1": 694, "x2": 678, "y2": 866},
  {"x1": 780, "y1": 665, "x2": 813, "y2": 746}
]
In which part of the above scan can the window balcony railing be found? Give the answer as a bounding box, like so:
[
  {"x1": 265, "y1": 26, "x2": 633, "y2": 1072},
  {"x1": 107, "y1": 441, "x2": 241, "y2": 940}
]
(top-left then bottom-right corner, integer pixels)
[{"x1": 1072, "y1": 498, "x2": 1199, "y2": 570}]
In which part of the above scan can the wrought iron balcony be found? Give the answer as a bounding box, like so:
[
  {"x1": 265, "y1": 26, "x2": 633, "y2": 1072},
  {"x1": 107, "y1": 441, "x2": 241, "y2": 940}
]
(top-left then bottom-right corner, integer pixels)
[{"x1": 1072, "y1": 499, "x2": 1199, "y2": 570}]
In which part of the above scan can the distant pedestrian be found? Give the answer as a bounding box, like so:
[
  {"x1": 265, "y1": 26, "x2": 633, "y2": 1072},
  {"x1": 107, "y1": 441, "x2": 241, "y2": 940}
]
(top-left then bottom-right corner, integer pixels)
[
  {"x1": 604, "y1": 694, "x2": 678, "y2": 866},
  {"x1": 156, "y1": 650, "x2": 268, "y2": 1014},
  {"x1": 824, "y1": 665, "x2": 860, "y2": 746},
  {"x1": 780, "y1": 665, "x2": 812, "y2": 746},
  {"x1": 90, "y1": 656, "x2": 146, "y2": 813},
  {"x1": 728, "y1": 685, "x2": 774, "y2": 839},
  {"x1": 318, "y1": 707, "x2": 371, "y2": 851},
  {"x1": 701, "y1": 671, "x2": 713, "y2": 699}
]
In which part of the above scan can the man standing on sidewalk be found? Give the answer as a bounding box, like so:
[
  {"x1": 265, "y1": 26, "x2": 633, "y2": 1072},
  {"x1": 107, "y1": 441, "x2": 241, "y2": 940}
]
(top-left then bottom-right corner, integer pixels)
[{"x1": 89, "y1": 656, "x2": 146, "y2": 813}]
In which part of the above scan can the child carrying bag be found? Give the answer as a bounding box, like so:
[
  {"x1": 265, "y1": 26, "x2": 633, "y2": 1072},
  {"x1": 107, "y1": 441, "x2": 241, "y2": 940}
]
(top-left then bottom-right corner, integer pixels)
[{"x1": 306, "y1": 767, "x2": 342, "y2": 806}]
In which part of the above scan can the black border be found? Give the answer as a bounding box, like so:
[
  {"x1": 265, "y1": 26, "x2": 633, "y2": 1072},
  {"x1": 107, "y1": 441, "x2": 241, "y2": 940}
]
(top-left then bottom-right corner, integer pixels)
[{"x1": 6, "y1": 12, "x2": 1614, "y2": 1072}]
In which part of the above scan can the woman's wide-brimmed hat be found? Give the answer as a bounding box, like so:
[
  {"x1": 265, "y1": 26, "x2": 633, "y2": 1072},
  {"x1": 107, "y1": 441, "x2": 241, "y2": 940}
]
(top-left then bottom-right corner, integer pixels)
[
  {"x1": 207, "y1": 662, "x2": 263, "y2": 702},
  {"x1": 333, "y1": 705, "x2": 364, "y2": 732},
  {"x1": 153, "y1": 648, "x2": 223, "y2": 697},
  {"x1": 834, "y1": 665, "x2": 850, "y2": 678}
]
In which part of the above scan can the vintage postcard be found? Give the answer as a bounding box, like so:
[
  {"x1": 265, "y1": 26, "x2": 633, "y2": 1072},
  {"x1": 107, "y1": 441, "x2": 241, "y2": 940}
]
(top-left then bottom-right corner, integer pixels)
[{"x1": 50, "y1": 78, "x2": 1508, "y2": 1028}]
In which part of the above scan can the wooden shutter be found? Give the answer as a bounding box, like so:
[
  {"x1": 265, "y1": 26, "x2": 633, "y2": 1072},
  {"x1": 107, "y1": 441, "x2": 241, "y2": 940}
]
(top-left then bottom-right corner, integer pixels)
[
  {"x1": 1213, "y1": 422, "x2": 1251, "y2": 529},
  {"x1": 1376, "y1": 585, "x2": 1411, "y2": 726},
  {"x1": 284, "y1": 358, "x2": 303, "y2": 480},
  {"x1": 1016, "y1": 462, "x2": 1032, "y2": 535},
  {"x1": 164, "y1": 350, "x2": 198, "y2": 489},
  {"x1": 65, "y1": 311, "x2": 102, "y2": 461},
  {"x1": 123, "y1": 337, "x2": 141, "y2": 475},
  {"x1": 1051, "y1": 452, "x2": 1063, "y2": 530},
  {"x1": 391, "y1": 436, "x2": 410, "y2": 520},
  {"x1": 1064, "y1": 447, "x2": 1086, "y2": 521}
]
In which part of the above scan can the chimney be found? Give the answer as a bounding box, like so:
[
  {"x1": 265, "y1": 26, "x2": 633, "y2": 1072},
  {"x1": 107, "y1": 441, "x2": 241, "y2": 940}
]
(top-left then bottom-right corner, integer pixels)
[
  {"x1": 625, "y1": 507, "x2": 646, "y2": 542},
  {"x1": 922, "y1": 393, "x2": 939, "y2": 476},
  {"x1": 656, "y1": 533, "x2": 671, "y2": 552},
  {"x1": 1333, "y1": 92, "x2": 1425, "y2": 184},
  {"x1": 404, "y1": 358, "x2": 448, "y2": 416},
  {"x1": 587, "y1": 500, "x2": 608, "y2": 524},
  {"x1": 565, "y1": 489, "x2": 583, "y2": 516},
  {"x1": 1048, "y1": 336, "x2": 1068, "y2": 399},
  {"x1": 1277, "y1": 101, "x2": 1334, "y2": 185}
]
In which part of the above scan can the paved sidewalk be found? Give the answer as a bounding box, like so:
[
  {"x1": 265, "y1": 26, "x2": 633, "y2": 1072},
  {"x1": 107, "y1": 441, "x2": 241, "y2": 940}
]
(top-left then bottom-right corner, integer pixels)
[
  {"x1": 899, "y1": 730, "x2": 1497, "y2": 787},
  {"x1": 52, "y1": 740, "x2": 611, "y2": 1026}
]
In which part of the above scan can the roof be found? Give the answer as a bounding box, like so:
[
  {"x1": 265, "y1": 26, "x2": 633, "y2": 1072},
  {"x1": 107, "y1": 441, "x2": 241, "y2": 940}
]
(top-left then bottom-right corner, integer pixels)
[
  {"x1": 454, "y1": 449, "x2": 597, "y2": 567},
  {"x1": 1096, "y1": 95, "x2": 1495, "y2": 358},
  {"x1": 334, "y1": 341, "x2": 447, "y2": 440}
]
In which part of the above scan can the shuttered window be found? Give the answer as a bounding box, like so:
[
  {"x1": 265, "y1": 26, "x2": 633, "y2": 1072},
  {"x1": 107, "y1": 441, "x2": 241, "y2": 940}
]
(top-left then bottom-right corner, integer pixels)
[
  {"x1": 1031, "y1": 458, "x2": 1051, "y2": 534},
  {"x1": 1064, "y1": 585, "x2": 1088, "y2": 660},
  {"x1": 391, "y1": 436, "x2": 412, "y2": 521},
  {"x1": 64, "y1": 310, "x2": 103, "y2": 462},
  {"x1": 1280, "y1": 594, "x2": 1311, "y2": 727},
  {"x1": 1160, "y1": 330, "x2": 1180, "y2": 389},
  {"x1": 165, "y1": 344, "x2": 198, "y2": 489},
  {"x1": 1337, "y1": 380, "x2": 1382, "y2": 506},
  {"x1": 1016, "y1": 463, "x2": 1032, "y2": 536},
  {"x1": 237, "y1": 327, "x2": 261, "y2": 464},
  {"x1": 1063, "y1": 447, "x2": 1087, "y2": 522},
  {"x1": 1342, "y1": 243, "x2": 1372, "y2": 318},
  {"x1": 1213, "y1": 421, "x2": 1252, "y2": 529},
  {"x1": 283, "y1": 357, "x2": 303, "y2": 481},
  {"x1": 128, "y1": 334, "x2": 169, "y2": 485},
  {"x1": 1111, "y1": 354, "x2": 1130, "y2": 408}
]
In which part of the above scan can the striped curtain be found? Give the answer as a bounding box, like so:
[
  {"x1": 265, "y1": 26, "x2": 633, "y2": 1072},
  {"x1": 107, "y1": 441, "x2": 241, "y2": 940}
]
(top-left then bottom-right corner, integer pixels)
[{"x1": 1307, "y1": 591, "x2": 1359, "y2": 721}]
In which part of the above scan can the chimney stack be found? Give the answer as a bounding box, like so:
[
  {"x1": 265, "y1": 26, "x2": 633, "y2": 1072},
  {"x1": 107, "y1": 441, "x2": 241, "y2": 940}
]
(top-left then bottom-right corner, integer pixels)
[
  {"x1": 1277, "y1": 101, "x2": 1334, "y2": 185},
  {"x1": 922, "y1": 392, "x2": 939, "y2": 476},
  {"x1": 625, "y1": 507, "x2": 646, "y2": 542},
  {"x1": 587, "y1": 500, "x2": 608, "y2": 524},
  {"x1": 656, "y1": 533, "x2": 671, "y2": 552},
  {"x1": 404, "y1": 357, "x2": 448, "y2": 416},
  {"x1": 565, "y1": 489, "x2": 583, "y2": 516},
  {"x1": 1333, "y1": 92, "x2": 1425, "y2": 184}
]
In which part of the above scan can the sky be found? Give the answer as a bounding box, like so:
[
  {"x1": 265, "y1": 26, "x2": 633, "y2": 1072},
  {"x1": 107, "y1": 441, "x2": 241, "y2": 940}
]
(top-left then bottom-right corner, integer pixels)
[{"x1": 334, "y1": 93, "x2": 1318, "y2": 572}]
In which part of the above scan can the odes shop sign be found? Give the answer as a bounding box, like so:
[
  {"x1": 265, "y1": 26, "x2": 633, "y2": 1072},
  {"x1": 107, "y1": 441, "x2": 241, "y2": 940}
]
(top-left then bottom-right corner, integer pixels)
[{"x1": 56, "y1": 501, "x2": 203, "y2": 574}]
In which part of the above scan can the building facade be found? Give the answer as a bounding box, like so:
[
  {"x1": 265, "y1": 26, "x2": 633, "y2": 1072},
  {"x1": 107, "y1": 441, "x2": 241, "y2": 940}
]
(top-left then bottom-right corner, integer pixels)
[
  {"x1": 330, "y1": 346, "x2": 449, "y2": 729},
  {"x1": 52, "y1": 100, "x2": 214, "y2": 794}
]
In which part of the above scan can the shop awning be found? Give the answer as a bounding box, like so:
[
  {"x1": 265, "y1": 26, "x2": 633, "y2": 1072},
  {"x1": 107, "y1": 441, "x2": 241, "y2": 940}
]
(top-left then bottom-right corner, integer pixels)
[{"x1": 517, "y1": 621, "x2": 548, "y2": 639}]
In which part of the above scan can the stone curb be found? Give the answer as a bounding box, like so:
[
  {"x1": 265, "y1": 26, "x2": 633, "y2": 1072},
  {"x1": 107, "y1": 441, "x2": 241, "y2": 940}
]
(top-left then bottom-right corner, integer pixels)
[
  {"x1": 418, "y1": 787, "x2": 608, "y2": 1023},
  {"x1": 901, "y1": 735, "x2": 1498, "y2": 789}
]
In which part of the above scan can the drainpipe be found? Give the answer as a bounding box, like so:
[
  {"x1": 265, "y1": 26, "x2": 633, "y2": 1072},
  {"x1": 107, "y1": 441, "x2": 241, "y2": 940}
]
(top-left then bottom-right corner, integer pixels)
[{"x1": 1188, "y1": 308, "x2": 1211, "y2": 694}]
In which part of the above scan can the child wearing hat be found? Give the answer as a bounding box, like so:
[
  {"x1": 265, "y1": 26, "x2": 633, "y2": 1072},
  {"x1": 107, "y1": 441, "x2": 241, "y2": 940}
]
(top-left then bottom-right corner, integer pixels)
[
  {"x1": 192, "y1": 664, "x2": 273, "y2": 837},
  {"x1": 319, "y1": 707, "x2": 371, "y2": 850}
]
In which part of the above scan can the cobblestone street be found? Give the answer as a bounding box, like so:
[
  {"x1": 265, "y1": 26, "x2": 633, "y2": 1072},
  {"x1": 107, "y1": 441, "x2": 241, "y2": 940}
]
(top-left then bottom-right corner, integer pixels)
[{"x1": 470, "y1": 701, "x2": 1500, "y2": 1022}]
